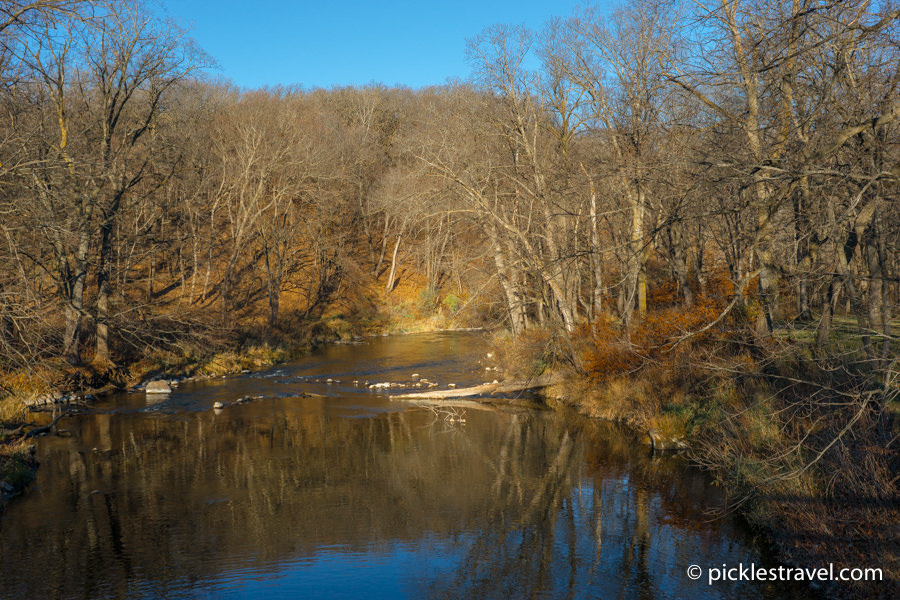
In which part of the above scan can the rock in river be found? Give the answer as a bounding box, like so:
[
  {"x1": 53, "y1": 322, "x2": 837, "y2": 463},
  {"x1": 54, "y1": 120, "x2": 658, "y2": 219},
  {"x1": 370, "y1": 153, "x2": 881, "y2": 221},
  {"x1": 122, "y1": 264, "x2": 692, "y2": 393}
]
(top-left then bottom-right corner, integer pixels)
[{"x1": 145, "y1": 380, "x2": 172, "y2": 394}]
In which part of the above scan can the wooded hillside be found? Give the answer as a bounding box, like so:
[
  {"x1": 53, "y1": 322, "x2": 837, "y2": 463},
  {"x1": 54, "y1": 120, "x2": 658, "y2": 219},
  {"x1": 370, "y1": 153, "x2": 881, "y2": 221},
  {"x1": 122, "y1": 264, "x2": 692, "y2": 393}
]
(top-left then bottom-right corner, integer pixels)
[{"x1": 0, "y1": 0, "x2": 897, "y2": 382}]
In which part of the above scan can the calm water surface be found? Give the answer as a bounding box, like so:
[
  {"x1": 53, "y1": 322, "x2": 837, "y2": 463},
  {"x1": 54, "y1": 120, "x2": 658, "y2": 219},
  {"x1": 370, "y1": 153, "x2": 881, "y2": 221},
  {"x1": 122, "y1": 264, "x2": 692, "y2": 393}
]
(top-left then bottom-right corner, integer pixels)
[{"x1": 0, "y1": 332, "x2": 812, "y2": 599}]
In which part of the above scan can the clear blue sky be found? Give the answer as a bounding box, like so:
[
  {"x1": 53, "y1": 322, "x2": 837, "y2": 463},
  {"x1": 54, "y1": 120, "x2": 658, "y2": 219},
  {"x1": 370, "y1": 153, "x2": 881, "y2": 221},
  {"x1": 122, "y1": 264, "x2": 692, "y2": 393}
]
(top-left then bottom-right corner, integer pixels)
[{"x1": 160, "y1": 0, "x2": 608, "y2": 90}]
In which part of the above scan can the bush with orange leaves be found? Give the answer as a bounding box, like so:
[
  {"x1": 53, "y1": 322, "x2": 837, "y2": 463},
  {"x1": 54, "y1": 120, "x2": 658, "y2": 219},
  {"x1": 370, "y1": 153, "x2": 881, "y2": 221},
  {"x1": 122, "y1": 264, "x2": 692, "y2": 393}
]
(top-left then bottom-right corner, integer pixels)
[{"x1": 583, "y1": 294, "x2": 728, "y2": 383}]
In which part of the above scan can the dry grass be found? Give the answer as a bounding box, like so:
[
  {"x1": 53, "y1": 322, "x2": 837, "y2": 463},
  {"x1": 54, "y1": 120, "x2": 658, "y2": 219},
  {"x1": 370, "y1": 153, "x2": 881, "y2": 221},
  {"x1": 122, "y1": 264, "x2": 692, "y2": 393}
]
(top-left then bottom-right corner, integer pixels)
[
  {"x1": 0, "y1": 398, "x2": 37, "y2": 497},
  {"x1": 0, "y1": 366, "x2": 58, "y2": 408},
  {"x1": 0, "y1": 398, "x2": 27, "y2": 430},
  {"x1": 196, "y1": 344, "x2": 290, "y2": 377},
  {"x1": 370, "y1": 274, "x2": 473, "y2": 334}
]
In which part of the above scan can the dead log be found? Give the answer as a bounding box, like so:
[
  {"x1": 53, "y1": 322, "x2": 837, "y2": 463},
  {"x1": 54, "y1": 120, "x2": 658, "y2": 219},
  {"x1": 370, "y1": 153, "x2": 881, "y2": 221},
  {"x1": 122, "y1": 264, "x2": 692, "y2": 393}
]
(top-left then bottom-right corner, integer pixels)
[
  {"x1": 22, "y1": 413, "x2": 68, "y2": 440},
  {"x1": 390, "y1": 372, "x2": 559, "y2": 401}
]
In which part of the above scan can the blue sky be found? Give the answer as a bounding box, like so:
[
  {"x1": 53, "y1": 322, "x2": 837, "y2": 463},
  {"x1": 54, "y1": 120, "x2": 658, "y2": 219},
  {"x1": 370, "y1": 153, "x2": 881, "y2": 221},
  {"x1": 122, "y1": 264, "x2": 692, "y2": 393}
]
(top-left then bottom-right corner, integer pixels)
[{"x1": 160, "y1": 0, "x2": 606, "y2": 90}]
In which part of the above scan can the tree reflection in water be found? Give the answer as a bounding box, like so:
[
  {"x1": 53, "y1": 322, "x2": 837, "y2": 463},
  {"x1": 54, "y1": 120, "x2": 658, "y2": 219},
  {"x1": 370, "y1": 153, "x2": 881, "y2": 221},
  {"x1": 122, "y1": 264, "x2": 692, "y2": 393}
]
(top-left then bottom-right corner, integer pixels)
[{"x1": 0, "y1": 398, "x2": 806, "y2": 599}]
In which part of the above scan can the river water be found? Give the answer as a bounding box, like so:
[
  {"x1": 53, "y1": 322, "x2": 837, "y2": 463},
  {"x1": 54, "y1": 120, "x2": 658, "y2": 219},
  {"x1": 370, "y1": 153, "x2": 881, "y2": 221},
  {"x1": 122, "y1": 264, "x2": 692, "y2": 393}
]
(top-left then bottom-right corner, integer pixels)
[{"x1": 0, "y1": 332, "x2": 811, "y2": 599}]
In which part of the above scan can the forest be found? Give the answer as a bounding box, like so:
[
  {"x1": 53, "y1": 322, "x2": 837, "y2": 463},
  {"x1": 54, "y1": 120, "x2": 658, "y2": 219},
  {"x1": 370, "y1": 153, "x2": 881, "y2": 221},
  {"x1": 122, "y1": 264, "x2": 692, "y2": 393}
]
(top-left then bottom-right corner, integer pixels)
[{"x1": 0, "y1": 1, "x2": 898, "y2": 596}]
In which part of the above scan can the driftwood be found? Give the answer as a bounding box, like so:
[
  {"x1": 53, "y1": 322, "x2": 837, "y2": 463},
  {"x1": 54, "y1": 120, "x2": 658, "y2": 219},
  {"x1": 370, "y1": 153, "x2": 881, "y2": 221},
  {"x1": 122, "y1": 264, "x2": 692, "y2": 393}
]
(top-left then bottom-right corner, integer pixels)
[
  {"x1": 390, "y1": 372, "x2": 559, "y2": 401},
  {"x1": 23, "y1": 412, "x2": 68, "y2": 440},
  {"x1": 1, "y1": 413, "x2": 67, "y2": 444}
]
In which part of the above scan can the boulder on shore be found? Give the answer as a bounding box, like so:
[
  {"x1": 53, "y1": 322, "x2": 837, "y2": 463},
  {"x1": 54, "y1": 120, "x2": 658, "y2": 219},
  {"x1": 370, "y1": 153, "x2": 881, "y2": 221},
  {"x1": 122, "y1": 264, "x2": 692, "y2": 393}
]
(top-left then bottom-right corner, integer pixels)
[{"x1": 145, "y1": 380, "x2": 172, "y2": 394}]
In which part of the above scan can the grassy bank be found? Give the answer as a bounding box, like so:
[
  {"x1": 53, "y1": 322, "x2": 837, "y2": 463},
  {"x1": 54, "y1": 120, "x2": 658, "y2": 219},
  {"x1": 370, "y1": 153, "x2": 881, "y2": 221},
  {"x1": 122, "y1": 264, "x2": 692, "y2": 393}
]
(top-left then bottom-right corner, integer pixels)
[
  {"x1": 490, "y1": 324, "x2": 898, "y2": 600},
  {"x1": 0, "y1": 395, "x2": 37, "y2": 501}
]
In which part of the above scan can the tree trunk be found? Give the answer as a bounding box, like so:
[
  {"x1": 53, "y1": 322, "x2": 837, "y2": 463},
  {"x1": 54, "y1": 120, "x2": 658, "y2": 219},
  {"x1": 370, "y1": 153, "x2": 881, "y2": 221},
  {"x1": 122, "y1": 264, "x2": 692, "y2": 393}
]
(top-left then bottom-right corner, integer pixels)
[
  {"x1": 589, "y1": 181, "x2": 603, "y2": 316},
  {"x1": 863, "y1": 216, "x2": 887, "y2": 362},
  {"x1": 95, "y1": 275, "x2": 110, "y2": 363},
  {"x1": 669, "y1": 224, "x2": 694, "y2": 307},
  {"x1": 62, "y1": 230, "x2": 90, "y2": 364},
  {"x1": 624, "y1": 185, "x2": 647, "y2": 325},
  {"x1": 386, "y1": 234, "x2": 402, "y2": 293},
  {"x1": 794, "y1": 177, "x2": 813, "y2": 320},
  {"x1": 545, "y1": 277, "x2": 575, "y2": 332},
  {"x1": 488, "y1": 224, "x2": 527, "y2": 335},
  {"x1": 815, "y1": 238, "x2": 841, "y2": 349},
  {"x1": 264, "y1": 243, "x2": 281, "y2": 327},
  {"x1": 94, "y1": 211, "x2": 118, "y2": 364},
  {"x1": 754, "y1": 208, "x2": 778, "y2": 339}
]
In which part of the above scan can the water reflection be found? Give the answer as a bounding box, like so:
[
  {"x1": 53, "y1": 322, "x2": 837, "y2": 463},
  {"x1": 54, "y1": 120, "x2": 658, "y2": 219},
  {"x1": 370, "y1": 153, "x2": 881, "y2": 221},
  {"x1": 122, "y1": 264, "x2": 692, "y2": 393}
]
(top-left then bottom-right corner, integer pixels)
[{"x1": 0, "y1": 333, "x2": 809, "y2": 599}]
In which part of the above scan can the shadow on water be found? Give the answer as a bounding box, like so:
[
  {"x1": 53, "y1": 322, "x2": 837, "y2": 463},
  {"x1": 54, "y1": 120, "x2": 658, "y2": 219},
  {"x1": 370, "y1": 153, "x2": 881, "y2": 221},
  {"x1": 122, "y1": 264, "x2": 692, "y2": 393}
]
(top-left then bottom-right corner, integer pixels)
[{"x1": 0, "y1": 332, "x2": 814, "y2": 599}]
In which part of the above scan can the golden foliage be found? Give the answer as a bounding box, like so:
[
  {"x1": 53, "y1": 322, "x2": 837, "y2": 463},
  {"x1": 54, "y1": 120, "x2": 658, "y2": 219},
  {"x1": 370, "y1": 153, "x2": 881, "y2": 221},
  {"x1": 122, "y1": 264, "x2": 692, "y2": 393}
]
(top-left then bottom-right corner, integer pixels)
[{"x1": 583, "y1": 294, "x2": 727, "y2": 382}]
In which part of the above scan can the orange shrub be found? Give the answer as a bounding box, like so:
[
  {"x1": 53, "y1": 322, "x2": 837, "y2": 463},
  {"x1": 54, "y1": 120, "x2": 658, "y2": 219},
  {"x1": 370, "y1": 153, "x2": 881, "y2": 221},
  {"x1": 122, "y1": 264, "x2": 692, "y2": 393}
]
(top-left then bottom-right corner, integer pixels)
[
  {"x1": 581, "y1": 316, "x2": 642, "y2": 379},
  {"x1": 583, "y1": 296, "x2": 727, "y2": 382},
  {"x1": 648, "y1": 279, "x2": 678, "y2": 308}
]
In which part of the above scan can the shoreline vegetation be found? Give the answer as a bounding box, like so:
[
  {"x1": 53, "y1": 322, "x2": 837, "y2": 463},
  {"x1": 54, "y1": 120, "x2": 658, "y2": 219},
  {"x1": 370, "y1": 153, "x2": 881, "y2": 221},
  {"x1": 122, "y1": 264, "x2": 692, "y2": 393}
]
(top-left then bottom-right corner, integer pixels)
[
  {"x1": 0, "y1": 1, "x2": 897, "y2": 599},
  {"x1": 488, "y1": 321, "x2": 898, "y2": 600}
]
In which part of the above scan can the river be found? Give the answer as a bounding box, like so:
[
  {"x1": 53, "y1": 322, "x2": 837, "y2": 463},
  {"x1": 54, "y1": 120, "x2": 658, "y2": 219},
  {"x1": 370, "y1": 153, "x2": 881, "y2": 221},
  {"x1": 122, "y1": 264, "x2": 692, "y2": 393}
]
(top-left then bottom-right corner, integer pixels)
[{"x1": 0, "y1": 332, "x2": 812, "y2": 599}]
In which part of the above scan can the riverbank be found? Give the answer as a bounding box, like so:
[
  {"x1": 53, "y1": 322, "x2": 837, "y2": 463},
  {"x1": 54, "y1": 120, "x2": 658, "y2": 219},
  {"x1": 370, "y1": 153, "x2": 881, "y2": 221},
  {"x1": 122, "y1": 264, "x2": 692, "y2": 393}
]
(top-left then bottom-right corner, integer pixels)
[
  {"x1": 489, "y1": 327, "x2": 898, "y2": 600},
  {"x1": 0, "y1": 351, "x2": 285, "y2": 503},
  {"x1": 4, "y1": 321, "x2": 894, "y2": 599},
  {"x1": 548, "y1": 369, "x2": 896, "y2": 600},
  {"x1": 0, "y1": 299, "x2": 481, "y2": 501}
]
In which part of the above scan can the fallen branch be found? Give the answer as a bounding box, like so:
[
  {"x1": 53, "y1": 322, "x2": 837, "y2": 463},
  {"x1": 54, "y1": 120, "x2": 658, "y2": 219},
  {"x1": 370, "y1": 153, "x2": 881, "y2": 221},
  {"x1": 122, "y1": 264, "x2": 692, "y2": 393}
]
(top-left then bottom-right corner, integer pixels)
[
  {"x1": 390, "y1": 372, "x2": 559, "y2": 400},
  {"x1": 22, "y1": 412, "x2": 68, "y2": 440}
]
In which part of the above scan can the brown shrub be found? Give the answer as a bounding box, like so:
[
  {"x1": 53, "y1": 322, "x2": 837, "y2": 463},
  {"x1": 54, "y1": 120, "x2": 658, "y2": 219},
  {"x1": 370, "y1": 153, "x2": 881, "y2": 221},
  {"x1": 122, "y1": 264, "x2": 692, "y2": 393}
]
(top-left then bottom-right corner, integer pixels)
[{"x1": 583, "y1": 296, "x2": 726, "y2": 383}]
